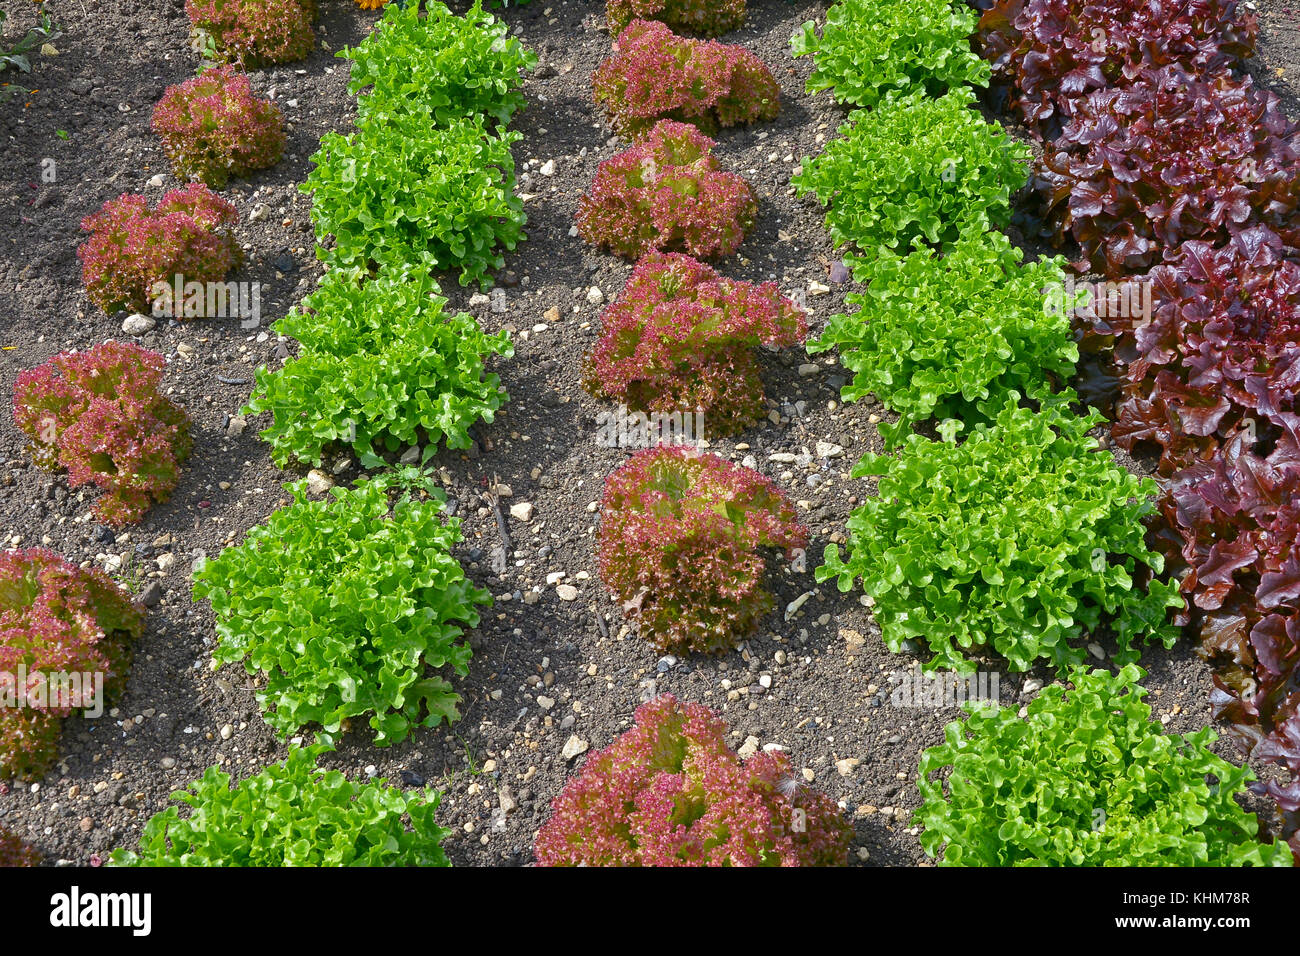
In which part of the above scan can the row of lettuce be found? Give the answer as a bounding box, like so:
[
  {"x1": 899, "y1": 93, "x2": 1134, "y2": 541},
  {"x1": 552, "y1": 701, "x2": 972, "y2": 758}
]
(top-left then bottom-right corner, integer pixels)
[
  {"x1": 783, "y1": 0, "x2": 1295, "y2": 864},
  {"x1": 0, "y1": 0, "x2": 362, "y2": 866},
  {"x1": 124, "y1": 0, "x2": 539, "y2": 865},
  {"x1": 968, "y1": 0, "x2": 1300, "y2": 858}
]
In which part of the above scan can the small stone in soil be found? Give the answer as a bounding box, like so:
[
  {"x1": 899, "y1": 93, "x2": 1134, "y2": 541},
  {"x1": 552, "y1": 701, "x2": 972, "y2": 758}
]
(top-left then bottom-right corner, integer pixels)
[
  {"x1": 139, "y1": 582, "x2": 163, "y2": 607},
  {"x1": 122, "y1": 313, "x2": 155, "y2": 336}
]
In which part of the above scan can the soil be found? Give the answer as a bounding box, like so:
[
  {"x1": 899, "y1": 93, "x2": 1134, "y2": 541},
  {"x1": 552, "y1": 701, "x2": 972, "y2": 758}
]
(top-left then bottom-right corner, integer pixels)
[{"x1": 0, "y1": 0, "x2": 1296, "y2": 868}]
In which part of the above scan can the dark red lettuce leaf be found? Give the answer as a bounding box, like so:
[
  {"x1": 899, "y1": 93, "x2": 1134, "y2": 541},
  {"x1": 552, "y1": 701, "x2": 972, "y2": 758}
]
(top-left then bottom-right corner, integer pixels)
[
  {"x1": 1163, "y1": 439, "x2": 1300, "y2": 615},
  {"x1": 1088, "y1": 228, "x2": 1300, "y2": 475},
  {"x1": 1250, "y1": 708, "x2": 1300, "y2": 858},
  {"x1": 1032, "y1": 67, "x2": 1300, "y2": 276},
  {"x1": 1157, "y1": 437, "x2": 1300, "y2": 742},
  {"x1": 978, "y1": 0, "x2": 1257, "y2": 138}
]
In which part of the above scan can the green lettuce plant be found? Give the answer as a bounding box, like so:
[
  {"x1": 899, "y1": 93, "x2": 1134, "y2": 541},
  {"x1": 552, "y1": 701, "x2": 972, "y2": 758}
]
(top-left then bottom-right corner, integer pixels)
[
  {"x1": 793, "y1": 88, "x2": 1029, "y2": 256},
  {"x1": 246, "y1": 261, "x2": 511, "y2": 468},
  {"x1": 915, "y1": 665, "x2": 1295, "y2": 867},
  {"x1": 344, "y1": 0, "x2": 536, "y2": 126},
  {"x1": 111, "y1": 744, "x2": 450, "y2": 866},
  {"x1": 792, "y1": 0, "x2": 989, "y2": 108},
  {"x1": 818, "y1": 396, "x2": 1184, "y2": 673},
  {"x1": 811, "y1": 230, "x2": 1079, "y2": 446},
  {"x1": 192, "y1": 470, "x2": 490, "y2": 745},
  {"x1": 305, "y1": 114, "x2": 524, "y2": 288}
]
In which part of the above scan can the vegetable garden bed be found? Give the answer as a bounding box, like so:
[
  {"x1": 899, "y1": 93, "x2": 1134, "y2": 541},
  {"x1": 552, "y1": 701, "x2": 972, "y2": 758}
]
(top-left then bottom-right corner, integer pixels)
[{"x1": 1, "y1": 0, "x2": 1299, "y2": 868}]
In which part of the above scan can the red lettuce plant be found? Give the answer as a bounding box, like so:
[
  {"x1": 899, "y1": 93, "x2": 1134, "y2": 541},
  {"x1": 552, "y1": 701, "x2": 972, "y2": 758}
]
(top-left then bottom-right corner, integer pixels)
[
  {"x1": 1160, "y1": 438, "x2": 1300, "y2": 688},
  {"x1": 0, "y1": 829, "x2": 40, "y2": 867},
  {"x1": 607, "y1": 0, "x2": 745, "y2": 37},
  {"x1": 13, "y1": 342, "x2": 192, "y2": 527},
  {"x1": 186, "y1": 0, "x2": 316, "y2": 67},
  {"x1": 978, "y1": 0, "x2": 1257, "y2": 137},
  {"x1": 1248, "y1": 672, "x2": 1300, "y2": 855},
  {"x1": 0, "y1": 549, "x2": 143, "y2": 779},
  {"x1": 1033, "y1": 65, "x2": 1300, "y2": 276},
  {"x1": 535, "y1": 694, "x2": 850, "y2": 866},
  {"x1": 77, "y1": 183, "x2": 240, "y2": 315},
  {"x1": 598, "y1": 446, "x2": 807, "y2": 654},
  {"x1": 1158, "y1": 439, "x2": 1300, "y2": 854},
  {"x1": 1094, "y1": 227, "x2": 1300, "y2": 476},
  {"x1": 152, "y1": 66, "x2": 285, "y2": 188},
  {"x1": 585, "y1": 252, "x2": 806, "y2": 434},
  {"x1": 576, "y1": 119, "x2": 756, "y2": 260},
  {"x1": 0, "y1": 827, "x2": 40, "y2": 867},
  {"x1": 594, "y1": 19, "x2": 779, "y2": 138}
]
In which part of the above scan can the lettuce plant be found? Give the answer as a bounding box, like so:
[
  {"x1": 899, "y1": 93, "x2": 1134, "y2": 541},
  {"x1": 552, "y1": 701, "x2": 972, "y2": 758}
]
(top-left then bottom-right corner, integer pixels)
[
  {"x1": 606, "y1": 0, "x2": 745, "y2": 37},
  {"x1": 1160, "y1": 441, "x2": 1300, "y2": 854},
  {"x1": 246, "y1": 261, "x2": 512, "y2": 468},
  {"x1": 152, "y1": 66, "x2": 285, "y2": 188},
  {"x1": 793, "y1": 89, "x2": 1029, "y2": 257},
  {"x1": 978, "y1": 0, "x2": 1257, "y2": 137},
  {"x1": 584, "y1": 252, "x2": 805, "y2": 434},
  {"x1": 792, "y1": 0, "x2": 989, "y2": 109},
  {"x1": 306, "y1": 114, "x2": 524, "y2": 287},
  {"x1": 345, "y1": 0, "x2": 536, "y2": 127},
  {"x1": 1252, "y1": 707, "x2": 1300, "y2": 856},
  {"x1": 594, "y1": 19, "x2": 779, "y2": 139},
  {"x1": 1092, "y1": 231, "x2": 1300, "y2": 834},
  {"x1": 77, "y1": 183, "x2": 241, "y2": 315},
  {"x1": 577, "y1": 119, "x2": 756, "y2": 260},
  {"x1": 186, "y1": 0, "x2": 316, "y2": 67},
  {"x1": 0, "y1": 549, "x2": 143, "y2": 779},
  {"x1": 1159, "y1": 438, "x2": 1300, "y2": 727},
  {"x1": 916, "y1": 665, "x2": 1293, "y2": 867},
  {"x1": 1096, "y1": 227, "x2": 1300, "y2": 476},
  {"x1": 0, "y1": 827, "x2": 39, "y2": 867},
  {"x1": 111, "y1": 745, "x2": 449, "y2": 866},
  {"x1": 819, "y1": 396, "x2": 1184, "y2": 674},
  {"x1": 1034, "y1": 65, "x2": 1300, "y2": 276},
  {"x1": 811, "y1": 230, "x2": 1077, "y2": 446},
  {"x1": 193, "y1": 471, "x2": 490, "y2": 746},
  {"x1": 535, "y1": 694, "x2": 850, "y2": 866},
  {"x1": 13, "y1": 342, "x2": 192, "y2": 527},
  {"x1": 598, "y1": 446, "x2": 806, "y2": 655}
]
